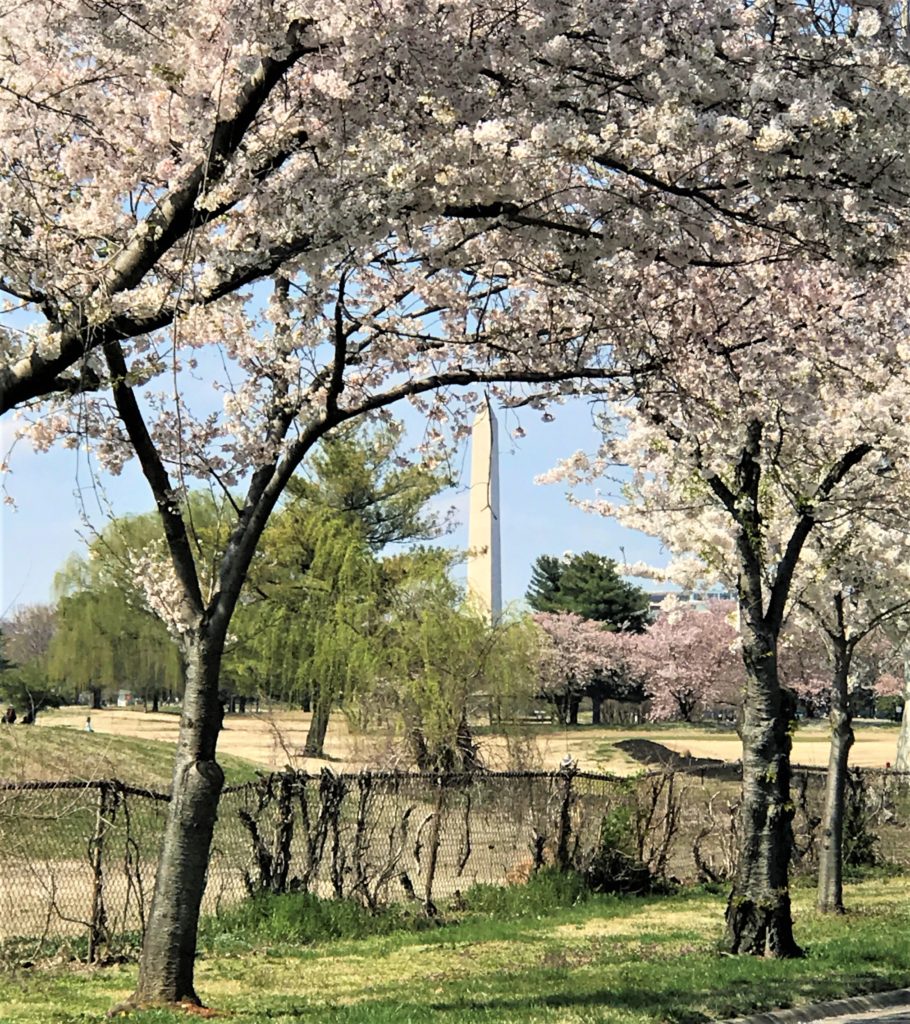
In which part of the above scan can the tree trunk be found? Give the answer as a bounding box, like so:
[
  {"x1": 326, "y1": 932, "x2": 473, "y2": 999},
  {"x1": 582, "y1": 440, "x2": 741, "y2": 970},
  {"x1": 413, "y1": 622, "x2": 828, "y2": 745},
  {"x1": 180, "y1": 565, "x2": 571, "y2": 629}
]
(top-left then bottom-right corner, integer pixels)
[
  {"x1": 455, "y1": 712, "x2": 482, "y2": 772},
  {"x1": 410, "y1": 726, "x2": 432, "y2": 771},
  {"x1": 151, "y1": 690, "x2": 160, "y2": 714},
  {"x1": 553, "y1": 694, "x2": 568, "y2": 726},
  {"x1": 895, "y1": 656, "x2": 910, "y2": 772},
  {"x1": 591, "y1": 694, "x2": 602, "y2": 726},
  {"x1": 303, "y1": 699, "x2": 330, "y2": 758},
  {"x1": 568, "y1": 696, "x2": 580, "y2": 726},
  {"x1": 127, "y1": 632, "x2": 225, "y2": 1007},
  {"x1": 725, "y1": 631, "x2": 802, "y2": 957},
  {"x1": 818, "y1": 641, "x2": 853, "y2": 913}
]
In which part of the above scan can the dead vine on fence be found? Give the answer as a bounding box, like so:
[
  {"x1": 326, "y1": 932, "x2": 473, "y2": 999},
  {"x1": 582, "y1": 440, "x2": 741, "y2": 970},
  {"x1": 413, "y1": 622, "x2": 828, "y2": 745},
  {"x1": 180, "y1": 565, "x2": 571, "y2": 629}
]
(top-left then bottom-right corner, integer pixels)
[{"x1": 2, "y1": 767, "x2": 910, "y2": 964}]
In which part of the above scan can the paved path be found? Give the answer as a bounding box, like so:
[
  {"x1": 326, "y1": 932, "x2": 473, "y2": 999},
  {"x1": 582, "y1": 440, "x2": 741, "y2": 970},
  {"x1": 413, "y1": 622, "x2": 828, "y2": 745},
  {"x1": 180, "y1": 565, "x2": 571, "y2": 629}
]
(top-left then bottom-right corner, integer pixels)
[
  {"x1": 811, "y1": 1009, "x2": 910, "y2": 1024},
  {"x1": 721, "y1": 990, "x2": 910, "y2": 1024}
]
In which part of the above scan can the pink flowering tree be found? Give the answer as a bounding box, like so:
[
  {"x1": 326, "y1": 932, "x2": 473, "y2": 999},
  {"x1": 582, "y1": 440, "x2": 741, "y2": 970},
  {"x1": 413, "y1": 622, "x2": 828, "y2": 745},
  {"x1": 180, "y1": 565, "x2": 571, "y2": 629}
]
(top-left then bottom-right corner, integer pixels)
[
  {"x1": 7, "y1": 0, "x2": 910, "y2": 1002},
  {"x1": 624, "y1": 599, "x2": 743, "y2": 723},
  {"x1": 774, "y1": 496, "x2": 910, "y2": 911},
  {"x1": 6, "y1": 3, "x2": 910, "y2": 415},
  {"x1": 780, "y1": 616, "x2": 903, "y2": 719},
  {"x1": 777, "y1": 620, "x2": 833, "y2": 718},
  {"x1": 876, "y1": 673, "x2": 904, "y2": 700},
  {"x1": 532, "y1": 611, "x2": 636, "y2": 724},
  {"x1": 544, "y1": 254, "x2": 910, "y2": 954}
]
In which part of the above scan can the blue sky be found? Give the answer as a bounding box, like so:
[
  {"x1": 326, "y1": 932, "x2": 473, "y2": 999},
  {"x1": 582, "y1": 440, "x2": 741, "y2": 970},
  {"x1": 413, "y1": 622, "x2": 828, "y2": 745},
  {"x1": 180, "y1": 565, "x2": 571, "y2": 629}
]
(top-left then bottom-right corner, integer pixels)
[{"x1": 0, "y1": 396, "x2": 668, "y2": 614}]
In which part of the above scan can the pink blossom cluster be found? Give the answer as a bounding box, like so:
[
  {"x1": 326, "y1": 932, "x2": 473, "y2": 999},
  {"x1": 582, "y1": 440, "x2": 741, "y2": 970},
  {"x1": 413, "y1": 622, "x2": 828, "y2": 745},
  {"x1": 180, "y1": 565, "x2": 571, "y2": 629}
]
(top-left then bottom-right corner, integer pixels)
[
  {"x1": 622, "y1": 600, "x2": 744, "y2": 722},
  {"x1": 531, "y1": 611, "x2": 631, "y2": 697}
]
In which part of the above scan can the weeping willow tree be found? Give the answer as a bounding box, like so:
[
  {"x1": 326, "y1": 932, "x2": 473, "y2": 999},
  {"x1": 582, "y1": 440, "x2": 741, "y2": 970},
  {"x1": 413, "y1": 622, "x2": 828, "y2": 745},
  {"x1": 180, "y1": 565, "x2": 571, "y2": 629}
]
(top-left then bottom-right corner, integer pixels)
[
  {"x1": 356, "y1": 565, "x2": 541, "y2": 771},
  {"x1": 230, "y1": 511, "x2": 384, "y2": 756},
  {"x1": 46, "y1": 497, "x2": 232, "y2": 708},
  {"x1": 227, "y1": 422, "x2": 450, "y2": 756},
  {"x1": 49, "y1": 571, "x2": 184, "y2": 708}
]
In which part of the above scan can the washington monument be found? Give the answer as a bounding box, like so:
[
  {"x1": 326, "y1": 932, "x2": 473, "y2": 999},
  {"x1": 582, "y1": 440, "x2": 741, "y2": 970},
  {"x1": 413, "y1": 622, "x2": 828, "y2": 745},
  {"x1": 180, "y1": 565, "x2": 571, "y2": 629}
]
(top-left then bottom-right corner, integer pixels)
[{"x1": 466, "y1": 397, "x2": 502, "y2": 623}]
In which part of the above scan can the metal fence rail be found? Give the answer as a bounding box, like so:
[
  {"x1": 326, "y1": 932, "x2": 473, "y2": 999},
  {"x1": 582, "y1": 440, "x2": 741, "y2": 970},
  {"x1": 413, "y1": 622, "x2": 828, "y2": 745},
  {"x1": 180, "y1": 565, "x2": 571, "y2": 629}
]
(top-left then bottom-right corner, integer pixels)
[{"x1": 1, "y1": 767, "x2": 908, "y2": 962}]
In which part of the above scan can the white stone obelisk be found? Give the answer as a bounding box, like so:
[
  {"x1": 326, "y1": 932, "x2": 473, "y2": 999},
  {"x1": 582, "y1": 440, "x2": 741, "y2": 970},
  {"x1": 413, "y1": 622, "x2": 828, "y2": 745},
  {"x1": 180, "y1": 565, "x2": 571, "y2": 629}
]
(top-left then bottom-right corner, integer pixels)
[{"x1": 467, "y1": 397, "x2": 502, "y2": 624}]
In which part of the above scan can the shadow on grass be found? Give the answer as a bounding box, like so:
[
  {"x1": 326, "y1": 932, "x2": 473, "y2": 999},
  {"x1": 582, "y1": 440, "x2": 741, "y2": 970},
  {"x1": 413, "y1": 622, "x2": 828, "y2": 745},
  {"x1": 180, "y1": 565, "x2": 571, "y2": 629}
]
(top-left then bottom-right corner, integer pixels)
[{"x1": 238, "y1": 962, "x2": 906, "y2": 1024}]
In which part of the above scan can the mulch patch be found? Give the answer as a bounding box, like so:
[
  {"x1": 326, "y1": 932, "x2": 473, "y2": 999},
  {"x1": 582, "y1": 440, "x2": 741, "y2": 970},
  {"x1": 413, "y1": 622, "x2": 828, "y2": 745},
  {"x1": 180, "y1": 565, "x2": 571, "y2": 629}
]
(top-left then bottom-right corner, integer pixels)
[{"x1": 615, "y1": 738, "x2": 741, "y2": 779}]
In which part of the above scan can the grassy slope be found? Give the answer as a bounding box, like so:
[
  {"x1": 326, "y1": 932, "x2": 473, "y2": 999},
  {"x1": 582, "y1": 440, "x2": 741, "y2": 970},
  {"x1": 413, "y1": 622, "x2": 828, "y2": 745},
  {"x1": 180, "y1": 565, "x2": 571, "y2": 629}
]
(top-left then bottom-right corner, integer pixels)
[
  {"x1": 0, "y1": 726, "x2": 259, "y2": 789},
  {"x1": 2, "y1": 876, "x2": 910, "y2": 1023}
]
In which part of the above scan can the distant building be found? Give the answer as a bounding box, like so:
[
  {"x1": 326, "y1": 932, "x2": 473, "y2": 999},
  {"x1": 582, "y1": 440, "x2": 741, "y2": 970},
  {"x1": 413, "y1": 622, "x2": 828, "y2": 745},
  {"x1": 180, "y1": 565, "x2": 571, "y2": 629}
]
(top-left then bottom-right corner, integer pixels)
[{"x1": 647, "y1": 587, "x2": 734, "y2": 616}]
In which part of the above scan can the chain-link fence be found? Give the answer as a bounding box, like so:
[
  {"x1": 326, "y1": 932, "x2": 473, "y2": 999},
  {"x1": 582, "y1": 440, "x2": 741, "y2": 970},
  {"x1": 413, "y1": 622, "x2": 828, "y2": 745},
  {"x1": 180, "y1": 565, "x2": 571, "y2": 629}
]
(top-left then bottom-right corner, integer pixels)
[{"x1": 2, "y1": 767, "x2": 909, "y2": 962}]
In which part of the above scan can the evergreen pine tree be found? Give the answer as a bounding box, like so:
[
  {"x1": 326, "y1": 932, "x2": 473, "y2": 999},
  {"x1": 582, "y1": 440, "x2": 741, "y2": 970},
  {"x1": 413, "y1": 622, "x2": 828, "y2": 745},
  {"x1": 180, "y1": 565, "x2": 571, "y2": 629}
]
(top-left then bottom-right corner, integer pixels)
[
  {"x1": 526, "y1": 552, "x2": 649, "y2": 632},
  {"x1": 525, "y1": 555, "x2": 564, "y2": 612}
]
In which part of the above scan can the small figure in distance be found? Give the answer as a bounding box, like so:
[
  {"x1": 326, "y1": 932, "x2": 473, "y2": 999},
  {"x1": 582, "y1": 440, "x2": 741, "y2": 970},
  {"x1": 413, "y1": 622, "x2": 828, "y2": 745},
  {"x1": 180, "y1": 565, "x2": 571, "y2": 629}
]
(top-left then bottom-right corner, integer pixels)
[
  {"x1": 1, "y1": 706, "x2": 15, "y2": 725},
  {"x1": 84, "y1": 715, "x2": 94, "y2": 733}
]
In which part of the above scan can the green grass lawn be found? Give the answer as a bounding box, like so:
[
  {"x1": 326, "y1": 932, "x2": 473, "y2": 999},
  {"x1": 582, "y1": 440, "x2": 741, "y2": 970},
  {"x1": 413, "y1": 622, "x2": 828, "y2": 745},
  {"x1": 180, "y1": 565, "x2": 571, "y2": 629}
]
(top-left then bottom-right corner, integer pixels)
[
  {"x1": 0, "y1": 727, "x2": 259, "y2": 788},
  {"x1": 2, "y1": 875, "x2": 909, "y2": 1024}
]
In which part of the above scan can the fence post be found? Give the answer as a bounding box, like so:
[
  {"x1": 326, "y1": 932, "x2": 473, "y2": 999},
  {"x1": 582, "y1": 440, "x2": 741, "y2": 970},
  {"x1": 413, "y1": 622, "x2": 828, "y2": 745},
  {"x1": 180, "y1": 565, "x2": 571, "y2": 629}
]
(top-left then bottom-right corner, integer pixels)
[
  {"x1": 556, "y1": 764, "x2": 577, "y2": 872},
  {"x1": 273, "y1": 772, "x2": 294, "y2": 893},
  {"x1": 88, "y1": 781, "x2": 115, "y2": 962},
  {"x1": 423, "y1": 776, "x2": 445, "y2": 915}
]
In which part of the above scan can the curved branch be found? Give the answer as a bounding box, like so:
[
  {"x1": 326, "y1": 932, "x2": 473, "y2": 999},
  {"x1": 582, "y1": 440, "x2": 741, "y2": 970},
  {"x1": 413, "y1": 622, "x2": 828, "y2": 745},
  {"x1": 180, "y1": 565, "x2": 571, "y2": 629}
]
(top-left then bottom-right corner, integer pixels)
[
  {"x1": 766, "y1": 442, "x2": 873, "y2": 632},
  {"x1": 1, "y1": 22, "x2": 316, "y2": 415},
  {"x1": 103, "y1": 340, "x2": 205, "y2": 618}
]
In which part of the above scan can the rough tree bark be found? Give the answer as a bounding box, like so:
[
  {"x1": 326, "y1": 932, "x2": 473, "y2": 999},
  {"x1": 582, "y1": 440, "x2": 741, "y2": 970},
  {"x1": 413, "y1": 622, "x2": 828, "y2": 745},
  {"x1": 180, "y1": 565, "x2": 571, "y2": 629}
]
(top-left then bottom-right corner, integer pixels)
[
  {"x1": 699, "y1": 422, "x2": 872, "y2": 956},
  {"x1": 725, "y1": 626, "x2": 803, "y2": 956},
  {"x1": 801, "y1": 585, "x2": 910, "y2": 912},
  {"x1": 130, "y1": 631, "x2": 226, "y2": 1005},
  {"x1": 817, "y1": 618, "x2": 854, "y2": 913}
]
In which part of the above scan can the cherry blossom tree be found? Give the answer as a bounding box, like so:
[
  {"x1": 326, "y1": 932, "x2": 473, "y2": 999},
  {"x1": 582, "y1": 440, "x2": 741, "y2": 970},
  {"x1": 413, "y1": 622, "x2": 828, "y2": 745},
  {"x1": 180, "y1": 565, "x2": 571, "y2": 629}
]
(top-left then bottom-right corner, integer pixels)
[
  {"x1": 871, "y1": 621, "x2": 910, "y2": 771},
  {"x1": 781, "y1": 619, "x2": 900, "y2": 718},
  {"x1": 624, "y1": 599, "x2": 743, "y2": 722},
  {"x1": 778, "y1": 622, "x2": 832, "y2": 718},
  {"x1": 532, "y1": 610, "x2": 635, "y2": 724},
  {"x1": 52, "y1": 261, "x2": 626, "y2": 1007},
  {"x1": 875, "y1": 672, "x2": 904, "y2": 700},
  {"x1": 7, "y1": 0, "x2": 910, "y2": 1005},
  {"x1": 784, "y1": 518, "x2": 910, "y2": 912},
  {"x1": 545, "y1": 254, "x2": 910, "y2": 955},
  {"x1": 6, "y1": 2, "x2": 910, "y2": 415}
]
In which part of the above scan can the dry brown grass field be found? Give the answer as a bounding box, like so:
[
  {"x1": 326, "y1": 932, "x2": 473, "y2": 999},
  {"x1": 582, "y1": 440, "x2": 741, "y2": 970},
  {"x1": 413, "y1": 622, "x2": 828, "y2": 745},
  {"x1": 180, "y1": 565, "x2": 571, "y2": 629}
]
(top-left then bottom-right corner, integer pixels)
[{"x1": 23, "y1": 705, "x2": 903, "y2": 781}]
